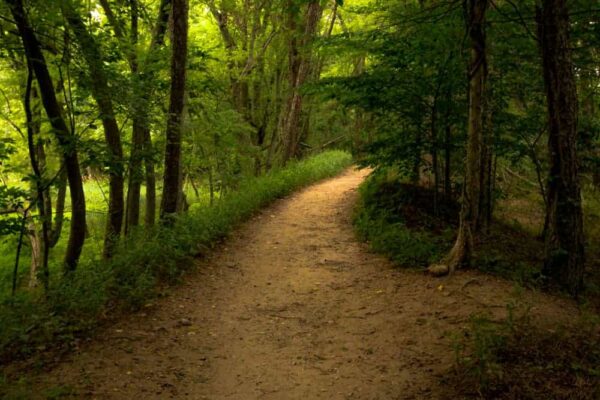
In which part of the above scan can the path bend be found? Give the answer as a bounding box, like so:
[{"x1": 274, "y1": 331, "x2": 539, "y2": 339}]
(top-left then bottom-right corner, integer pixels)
[{"x1": 27, "y1": 168, "x2": 576, "y2": 400}]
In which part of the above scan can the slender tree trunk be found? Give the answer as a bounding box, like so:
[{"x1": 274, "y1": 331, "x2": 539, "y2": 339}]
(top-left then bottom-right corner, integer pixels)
[
  {"x1": 144, "y1": 128, "x2": 157, "y2": 226},
  {"x1": 131, "y1": 0, "x2": 171, "y2": 229},
  {"x1": 7, "y1": 0, "x2": 86, "y2": 272},
  {"x1": 98, "y1": 0, "x2": 124, "y2": 38},
  {"x1": 160, "y1": 0, "x2": 188, "y2": 219},
  {"x1": 48, "y1": 165, "x2": 67, "y2": 248},
  {"x1": 125, "y1": 0, "x2": 142, "y2": 234},
  {"x1": 25, "y1": 64, "x2": 49, "y2": 290},
  {"x1": 477, "y1": 85, "x2": 494, "y2": 231},
  {"x1": 266, "y1": 61, "x2": 285, "y2": 170},
  {"x1": 429, "y1": 0, "x2": 487, "y2": 276},
  {"x1": 62, "y1": 1, "x2": 124, "y2": 258},
  {"x1": 444, "y1": 120, "x2": 452, "y2": 197},
  {"x1": 411, "y1": 129, "x2": 422, "y2": 185},
  {"x1": 537, "y1": 0, "x2": 585, "y2": 295},
  {"x1": 430, "y1": 96, "x2": 440, "y2": 214},
  {"x1": 26, "y1": 83, "x2": 45, "y2": 288}
]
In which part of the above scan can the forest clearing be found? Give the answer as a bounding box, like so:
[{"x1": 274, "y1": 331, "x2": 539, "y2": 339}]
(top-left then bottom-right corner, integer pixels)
[{"x1": 0, "y1": 0, "x2": 599, "y2": 398}]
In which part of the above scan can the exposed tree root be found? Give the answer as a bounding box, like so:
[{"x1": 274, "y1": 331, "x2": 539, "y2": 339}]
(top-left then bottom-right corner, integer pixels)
[{"x1": 427, "y1": 263, "x2": 450, "y2": 276}]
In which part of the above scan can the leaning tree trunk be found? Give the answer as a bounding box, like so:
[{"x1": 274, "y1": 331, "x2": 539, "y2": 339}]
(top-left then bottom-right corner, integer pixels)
[
  {"x1": 7, "y1": 0, "x2": 86, "y2": 272},
  {"x1": 160, "y1": 0, "x2": 188, "y2": 219},
  {"x1": 429, "y1": 0, "x2": 487, "y2": 276},
  {"x1": 62, "y1": 0, "x2": 124, "y2": 258},
  {"x1": 537, "y1": 0, "x2": 585, "y2": 295}
]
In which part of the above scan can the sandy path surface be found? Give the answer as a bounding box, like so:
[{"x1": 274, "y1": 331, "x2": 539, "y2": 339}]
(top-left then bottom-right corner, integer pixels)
[{"x1": 24, "y1": 168, "x2": 576, "y2": 399}]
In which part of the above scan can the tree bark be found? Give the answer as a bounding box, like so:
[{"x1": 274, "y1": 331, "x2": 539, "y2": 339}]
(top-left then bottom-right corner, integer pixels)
[
  {"x1": 62, "y1": 0, "x2": 124, "y2": 258},
  {"x1": 537, "y1": 0, "x2": 585, "y2": 295},
  {"x1": 431, "y1": 101, "x2": 439, "y2": 214},
  {"x1": 7, "y1": 0, "x2": 86, "y2": 272},
  {"x1": 125, "y1": 0, "x2": 142, "y2": 233},
  {"x1": 280, "y1": 0, "x2": 322, "y2": 163},
  {"x1": 444, "y1": 115, "x2": 452, "y2": 197},
  {"x1": 48, "y1": 164, "x2": 67, "y2": 248},
  {"x1": 126, "y1": 0, "x2": 171, "y2": 230},
  {"x1": 160, "y1": 0, "x2": 188, "y2": 219},
  {"x1": 25, "y1": 64, "x2": 49, "y2": 290},
  {"x1": 429, "y1": 0, "x2": 487, "y2": 276},
  {"x1": 477, "y1": 92, "x2": 493, "y2": 232}
]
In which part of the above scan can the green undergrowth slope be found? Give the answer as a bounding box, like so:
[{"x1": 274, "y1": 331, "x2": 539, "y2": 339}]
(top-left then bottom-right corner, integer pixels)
[{"x1": 0, "y1": 150, "x2": 352, "y2": 365}]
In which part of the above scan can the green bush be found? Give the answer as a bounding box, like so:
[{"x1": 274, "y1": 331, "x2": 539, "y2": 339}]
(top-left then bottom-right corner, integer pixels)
[{"x1": 0, "y1": 150, "x2": 352, "y2": 363}]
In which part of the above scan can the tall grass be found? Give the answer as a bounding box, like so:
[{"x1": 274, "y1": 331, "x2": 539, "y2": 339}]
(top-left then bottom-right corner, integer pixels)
[{"x1": 0, "y1": 150, "x2": 352, "y2": 362}]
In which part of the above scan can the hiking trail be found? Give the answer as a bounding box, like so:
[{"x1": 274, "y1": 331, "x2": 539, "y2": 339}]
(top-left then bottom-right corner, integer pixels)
[{"x1": 26, "y1": 168, "x2": 575, "y2": 399}]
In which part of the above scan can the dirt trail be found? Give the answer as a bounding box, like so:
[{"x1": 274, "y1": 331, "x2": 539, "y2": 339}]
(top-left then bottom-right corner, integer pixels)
[{"x1": 26, "y1": 168, "x2": 576, "y2": 399}]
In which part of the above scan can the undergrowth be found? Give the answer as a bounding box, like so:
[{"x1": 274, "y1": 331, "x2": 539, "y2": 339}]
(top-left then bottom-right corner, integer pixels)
[
  {"x1": 353, "y1": 169, "x2": 546, "y2": 287},
  {"x1": 449, "y1": 298, "x2": 600, "y2": 399},
  {"x1": 0, "y1": 150, "x2": 352, "y2": 366},
  {"x1": 353, "y1": 169, "x2": 455, "y2": 267}
]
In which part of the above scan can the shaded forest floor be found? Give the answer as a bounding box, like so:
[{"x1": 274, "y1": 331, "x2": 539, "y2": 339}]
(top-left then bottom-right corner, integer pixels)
[{"x1": 1, "y1": 169, "x2": 585, "y2": 399}]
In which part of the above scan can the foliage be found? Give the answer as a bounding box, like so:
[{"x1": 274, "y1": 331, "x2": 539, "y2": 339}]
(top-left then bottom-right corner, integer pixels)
[{"x1": 0, "y1": 150, "x2": 351, "y2": 363}]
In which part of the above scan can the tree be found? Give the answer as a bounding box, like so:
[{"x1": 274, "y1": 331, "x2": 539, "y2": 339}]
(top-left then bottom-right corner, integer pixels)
[
  {"x1": 429, "y1": 0, "x2": 488, "y2": 276},
  {"x1": 280, "y1": 0, "x2": 322, "y2": 163},
  {"x1": 123, "y1": 0, "x2": 171, "y2": 231},
  {"x1": 61, "y1": 0, "x2": 125, "y2": 258},
  {"x1": 6, "y1": 0, "x2": 87, "y2": 272},
  {"x1": 160, "y1": 0, "x2": 188, "y2": 219},
  {"x1": 24, "y1": 61, "x2": 50, "y2": 289},
  {"x1": 536, "y1": 0, "x2": 585, "y2": 294}
]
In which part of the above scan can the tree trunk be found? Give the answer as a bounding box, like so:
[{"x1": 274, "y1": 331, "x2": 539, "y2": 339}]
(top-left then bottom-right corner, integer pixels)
[
  {"x1": 430, "y1": 95, "x2": 440, "y2": 214},
  {"x1": 281, "y1": 0, "x2": 322, "y2": 163},
  {"x1": 7, "y1": 0, "x2": 86, "y2": 272},
  {"x1": 125, "y1": 0, "x2": 142, "y2": 234},
  {"x1": 429, "y1": 0, "x2": 487, "y2": 276},
  {"x1": 144, "y1": 128, "x2": 157, "y2": 226},
  {"x1": 128, "y1": 0, "x2": 171, "y2": 229},
  {"x1": 48, "y1": 165, "x2": 67, "y2": 248},
  {"x1": 411, "y1": 129, "x2": 422, "y2": 185},
  {"x1": 477, "y1": 79, "x2": 495, "y2": 232},
  {"x1": 62, "y1": 0, "x2": 124, "y2": 258},
  {"x1": 537, "y1": 0, "x2": 585, "y2": 295},
  {"x1": 25, "y1": 65, "x2": 49, "y2": 290},
  {"x1": 27, "y1": 224, "x2": 42, "y2": 288},
  {"x1": 444, "y1": 121, "x2": 452, "y2": 197},
  {"x1": 160, "y1": 0, "x2": 188, "y2": 219}
]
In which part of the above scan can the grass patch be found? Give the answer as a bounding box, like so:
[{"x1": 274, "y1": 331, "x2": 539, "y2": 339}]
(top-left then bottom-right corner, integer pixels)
[{"x1": 0, "y1": 150, "x2": 352, "y2": 368}]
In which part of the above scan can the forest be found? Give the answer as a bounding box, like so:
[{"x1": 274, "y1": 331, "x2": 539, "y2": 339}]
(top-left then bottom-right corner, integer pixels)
[{"x1": 0, "y1": 0, "x2": 599, "y2": 398}]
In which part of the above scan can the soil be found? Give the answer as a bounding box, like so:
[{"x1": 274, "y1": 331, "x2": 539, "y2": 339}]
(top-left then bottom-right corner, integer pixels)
[{"x1": 16, "y1": 168, "x2": 578, "y2": 399}]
